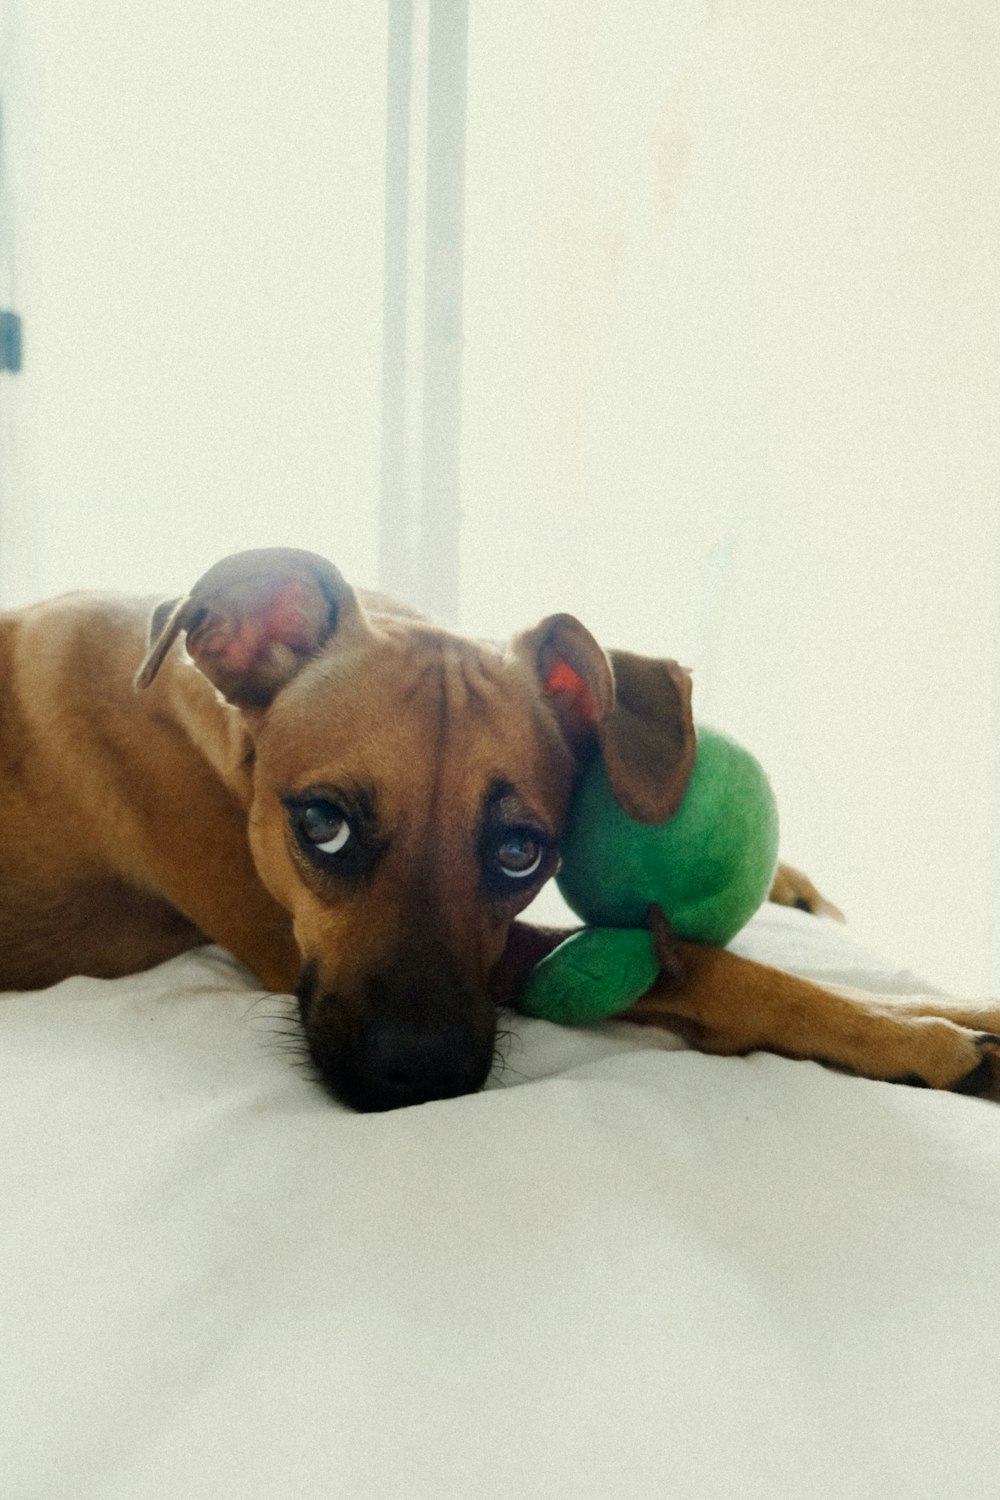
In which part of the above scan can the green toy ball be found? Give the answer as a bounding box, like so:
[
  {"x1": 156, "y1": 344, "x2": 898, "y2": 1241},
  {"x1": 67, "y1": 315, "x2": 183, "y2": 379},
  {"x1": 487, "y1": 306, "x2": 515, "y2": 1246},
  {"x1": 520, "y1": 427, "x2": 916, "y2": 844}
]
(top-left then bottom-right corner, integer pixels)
[{"x1": 518, "y1": 725, "x2": 779, "y2": 1025}]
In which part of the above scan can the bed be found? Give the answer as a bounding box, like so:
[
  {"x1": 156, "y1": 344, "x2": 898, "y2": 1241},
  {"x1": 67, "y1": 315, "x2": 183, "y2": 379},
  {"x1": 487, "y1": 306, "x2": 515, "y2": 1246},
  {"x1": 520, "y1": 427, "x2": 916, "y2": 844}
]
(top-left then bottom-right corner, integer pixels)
[{"x1": 2, "y1": 903, "x2": 997, "y2": 1498}]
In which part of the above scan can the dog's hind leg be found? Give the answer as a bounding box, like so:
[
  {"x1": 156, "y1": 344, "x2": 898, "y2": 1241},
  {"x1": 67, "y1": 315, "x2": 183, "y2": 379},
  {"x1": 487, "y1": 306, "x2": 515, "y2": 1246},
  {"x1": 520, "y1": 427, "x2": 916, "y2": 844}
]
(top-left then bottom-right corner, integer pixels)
[{"x1": 768, "y1": 862, "x2": 845, "y2": 923}]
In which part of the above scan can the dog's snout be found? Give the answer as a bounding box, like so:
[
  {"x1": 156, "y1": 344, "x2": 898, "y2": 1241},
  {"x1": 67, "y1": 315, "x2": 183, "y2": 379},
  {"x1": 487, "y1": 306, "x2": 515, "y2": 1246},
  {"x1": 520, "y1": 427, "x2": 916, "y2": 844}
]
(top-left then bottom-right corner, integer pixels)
[
  {"x1": 300, "y1": 951, "x2": 496, "y2": 1112},
  {"x1": 349, "y1": 1017, "x2": 492, "y2": 1112}
]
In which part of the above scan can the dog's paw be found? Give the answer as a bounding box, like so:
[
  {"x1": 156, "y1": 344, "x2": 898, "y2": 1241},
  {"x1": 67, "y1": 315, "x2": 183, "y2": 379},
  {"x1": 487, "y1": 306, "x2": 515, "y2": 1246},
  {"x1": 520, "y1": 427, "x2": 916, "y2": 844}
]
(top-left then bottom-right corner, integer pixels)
[
  {"x1": 952, "y1": 1033, "x2": 1000, "y2": 1096},
  {"x1": 893, "y1": 1023, "x2": 1000, "y2": 1094},
  {"x1": 769, "y1": 863, "x2": 845, "y2": 923}
]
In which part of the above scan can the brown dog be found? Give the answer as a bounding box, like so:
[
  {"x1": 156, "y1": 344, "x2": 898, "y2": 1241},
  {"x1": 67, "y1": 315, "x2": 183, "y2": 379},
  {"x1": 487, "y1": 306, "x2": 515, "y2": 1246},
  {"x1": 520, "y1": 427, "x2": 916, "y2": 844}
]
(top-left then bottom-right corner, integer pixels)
[{"x1": 1, "y1": 547, "x2": 997, "y2": 1109}]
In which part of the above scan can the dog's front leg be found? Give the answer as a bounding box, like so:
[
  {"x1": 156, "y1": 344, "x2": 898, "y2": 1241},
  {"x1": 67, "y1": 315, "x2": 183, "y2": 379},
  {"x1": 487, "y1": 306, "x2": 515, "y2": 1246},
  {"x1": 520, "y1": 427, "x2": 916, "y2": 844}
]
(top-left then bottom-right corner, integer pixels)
[
  {"x1": 622, "y1": 917, "x2": 1000, "y2": 1092},
  {"x1": 201, "y1": 894, "x2": 301, "y2": 995},
  {"x1": 161, "y1": 869, "x2": 300, "y2": 994},
  {"x1": 118, "y1": 806, "x2": 302, "y2": 994}
]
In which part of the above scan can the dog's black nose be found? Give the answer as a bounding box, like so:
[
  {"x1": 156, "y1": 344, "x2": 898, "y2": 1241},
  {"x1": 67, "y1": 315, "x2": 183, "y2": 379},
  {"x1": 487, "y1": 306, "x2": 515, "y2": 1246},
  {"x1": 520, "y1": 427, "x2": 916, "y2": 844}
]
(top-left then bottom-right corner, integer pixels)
[
  {"x1": 343, "y1": 1019, "x2": 493, "y2": 1112},
  {"x1": 299, "y1": 945, "x2": 498, "y2": 1111}
]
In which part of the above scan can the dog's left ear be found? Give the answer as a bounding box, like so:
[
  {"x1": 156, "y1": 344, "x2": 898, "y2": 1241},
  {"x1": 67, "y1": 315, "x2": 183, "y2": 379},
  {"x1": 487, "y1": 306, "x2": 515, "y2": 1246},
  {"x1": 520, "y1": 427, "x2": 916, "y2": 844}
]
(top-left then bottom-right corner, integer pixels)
[
  {"x1": 135, "y1": 547, "x2": 366, "y2": 710},
  {"x1": 516, "y1": 613, "x2": 695, "y2": 824}
]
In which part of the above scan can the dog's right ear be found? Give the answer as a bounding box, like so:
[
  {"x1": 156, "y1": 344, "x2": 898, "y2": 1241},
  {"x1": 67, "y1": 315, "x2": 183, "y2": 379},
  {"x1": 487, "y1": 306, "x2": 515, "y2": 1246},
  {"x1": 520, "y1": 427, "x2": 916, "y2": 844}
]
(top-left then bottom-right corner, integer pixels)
[{"x1": 135, "y1": 548, "x2": 366, "y2": 710}]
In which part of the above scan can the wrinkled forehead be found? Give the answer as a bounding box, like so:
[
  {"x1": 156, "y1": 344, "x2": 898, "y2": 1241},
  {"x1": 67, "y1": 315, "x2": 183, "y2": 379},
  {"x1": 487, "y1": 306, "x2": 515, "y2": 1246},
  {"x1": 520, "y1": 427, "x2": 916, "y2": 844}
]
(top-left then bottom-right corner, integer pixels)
[{"x1": 253, "y1": 626, "x2": 574, "y2": 820}]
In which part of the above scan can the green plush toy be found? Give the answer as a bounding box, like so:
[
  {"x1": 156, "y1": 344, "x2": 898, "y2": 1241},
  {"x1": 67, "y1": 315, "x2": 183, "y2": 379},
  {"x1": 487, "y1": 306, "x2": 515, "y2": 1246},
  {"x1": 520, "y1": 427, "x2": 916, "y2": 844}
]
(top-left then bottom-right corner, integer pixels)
[{"x1": 518, "y1": 725, "x2": 779, "y2": 1025}]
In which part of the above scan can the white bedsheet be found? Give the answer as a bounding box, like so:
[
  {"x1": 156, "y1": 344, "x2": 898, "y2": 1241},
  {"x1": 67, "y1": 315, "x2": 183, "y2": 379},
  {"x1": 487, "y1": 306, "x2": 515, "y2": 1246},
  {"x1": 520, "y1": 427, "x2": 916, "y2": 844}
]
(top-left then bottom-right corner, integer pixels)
[{"x1": 1, "y1": 907, "x2": 997, "y2": 1499}]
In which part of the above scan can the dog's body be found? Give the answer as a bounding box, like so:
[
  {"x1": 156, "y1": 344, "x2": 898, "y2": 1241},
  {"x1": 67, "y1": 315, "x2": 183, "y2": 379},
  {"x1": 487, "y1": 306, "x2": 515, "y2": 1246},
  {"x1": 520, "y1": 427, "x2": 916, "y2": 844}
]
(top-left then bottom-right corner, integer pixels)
[{"x1": 2, "y1": 548, "x2": 997, "y2": 1109}]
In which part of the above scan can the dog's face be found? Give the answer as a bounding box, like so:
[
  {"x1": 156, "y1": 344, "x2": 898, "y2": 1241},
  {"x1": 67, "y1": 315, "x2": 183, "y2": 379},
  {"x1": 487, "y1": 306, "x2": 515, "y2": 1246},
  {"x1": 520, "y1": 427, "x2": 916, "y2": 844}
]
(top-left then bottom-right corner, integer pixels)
[
  {"x1": 248, "y1": 626, "x2": 578, "y2": 1110},
  {"x1": 139, "y1": 549, "x2": 694, "y2": 1111}
]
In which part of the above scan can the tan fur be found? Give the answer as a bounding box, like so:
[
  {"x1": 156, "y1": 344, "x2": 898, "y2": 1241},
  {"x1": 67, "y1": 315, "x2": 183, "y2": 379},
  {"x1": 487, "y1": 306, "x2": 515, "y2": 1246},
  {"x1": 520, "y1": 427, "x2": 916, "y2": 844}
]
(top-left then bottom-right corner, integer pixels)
[{"x1": 1, "y1": 548, "x2": 997, "y2": 1108}]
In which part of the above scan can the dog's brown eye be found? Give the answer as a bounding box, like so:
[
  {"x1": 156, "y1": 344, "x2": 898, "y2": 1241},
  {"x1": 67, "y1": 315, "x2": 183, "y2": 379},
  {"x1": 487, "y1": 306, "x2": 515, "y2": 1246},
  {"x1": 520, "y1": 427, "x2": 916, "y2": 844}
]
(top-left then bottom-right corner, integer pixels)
[
  {"x1": 298, "y1": 801, "x2": 351, "y2": 856},
  {"x1": 496, "y1": 830, "x2": 543, "y2": 881}
]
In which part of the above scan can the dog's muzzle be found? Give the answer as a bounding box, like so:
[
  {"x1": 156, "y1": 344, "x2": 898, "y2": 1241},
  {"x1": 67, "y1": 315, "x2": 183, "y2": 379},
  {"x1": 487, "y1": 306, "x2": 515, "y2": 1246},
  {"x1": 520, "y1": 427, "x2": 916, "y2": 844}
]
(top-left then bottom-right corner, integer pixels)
[{"x1": 296, "y1": 953, "x2": 496, "y2": 1112}]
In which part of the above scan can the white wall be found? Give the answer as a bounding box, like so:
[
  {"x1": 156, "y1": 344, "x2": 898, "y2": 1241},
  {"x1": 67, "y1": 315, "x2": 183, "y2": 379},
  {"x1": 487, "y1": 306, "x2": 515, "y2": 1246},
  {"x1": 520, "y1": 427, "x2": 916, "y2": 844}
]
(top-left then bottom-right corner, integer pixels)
[
  {"x1": 460, "y1": 2, "x2": 1000, "y2": 993},
  {"x1": 3, "y1": 1, "x2": 999, "y2": 994},
  {"x1": 1, "y1": 0, "x2": 386, "y2": 605}
]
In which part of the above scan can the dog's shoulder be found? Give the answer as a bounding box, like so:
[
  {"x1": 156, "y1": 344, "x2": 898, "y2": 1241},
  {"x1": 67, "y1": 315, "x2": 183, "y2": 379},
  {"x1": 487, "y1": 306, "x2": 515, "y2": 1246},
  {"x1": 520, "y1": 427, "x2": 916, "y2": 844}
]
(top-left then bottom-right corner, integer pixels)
[{"x1": 7, "y1": 589, "x2": 157, "y2": 690}]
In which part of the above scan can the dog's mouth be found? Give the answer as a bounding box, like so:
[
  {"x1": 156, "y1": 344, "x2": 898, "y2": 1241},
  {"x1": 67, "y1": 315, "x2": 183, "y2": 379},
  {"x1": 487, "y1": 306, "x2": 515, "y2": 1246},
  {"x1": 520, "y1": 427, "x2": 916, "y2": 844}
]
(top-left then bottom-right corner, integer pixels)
[{"x1": 295, "y1": 962, "x2": 497, "y2": 1113}]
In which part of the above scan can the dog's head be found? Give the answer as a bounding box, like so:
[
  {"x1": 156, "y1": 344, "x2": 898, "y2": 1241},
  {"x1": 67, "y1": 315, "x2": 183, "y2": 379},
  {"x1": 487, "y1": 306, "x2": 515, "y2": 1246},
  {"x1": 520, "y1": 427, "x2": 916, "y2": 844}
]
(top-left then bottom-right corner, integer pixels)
[{"x1": 138, "y1": 549, "x2": 694, "y2": 1111}]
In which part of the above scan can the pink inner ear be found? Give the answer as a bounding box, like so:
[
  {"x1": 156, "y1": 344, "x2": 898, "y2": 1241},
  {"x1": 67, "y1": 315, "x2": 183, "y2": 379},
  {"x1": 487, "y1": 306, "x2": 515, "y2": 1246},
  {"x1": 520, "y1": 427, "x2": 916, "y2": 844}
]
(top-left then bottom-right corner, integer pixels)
[
  {"x1": 544, "y1": 658, "x2": 600, "y2": 728},
  {"x1": 200, "y1": 581, "x2": 318, "y2": 673},
  {"x1": 256, "y1": 581, "x2": 317, "y2": 648}
]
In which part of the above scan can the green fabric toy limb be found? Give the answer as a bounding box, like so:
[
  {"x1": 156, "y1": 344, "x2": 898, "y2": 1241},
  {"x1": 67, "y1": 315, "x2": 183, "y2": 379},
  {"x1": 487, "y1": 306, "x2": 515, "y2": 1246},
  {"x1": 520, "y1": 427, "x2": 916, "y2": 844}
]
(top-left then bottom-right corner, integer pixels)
[{"x1": 518, "y1": 725, "x2": 780, "y2": 1024}]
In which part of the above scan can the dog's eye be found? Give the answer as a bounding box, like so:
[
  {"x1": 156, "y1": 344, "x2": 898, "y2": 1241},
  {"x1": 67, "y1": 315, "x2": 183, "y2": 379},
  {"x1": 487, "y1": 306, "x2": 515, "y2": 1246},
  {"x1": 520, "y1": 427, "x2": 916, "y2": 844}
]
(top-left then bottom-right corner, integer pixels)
[
  {"x1": 495, "y1": 830, "x2": 544, "y2": 881},
  {"x1": 297, "y1": 801, "x2": 352, "y2": 856},
  {"x1": 283, "y1": 786, "x2": 382, "y2": 883}
]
